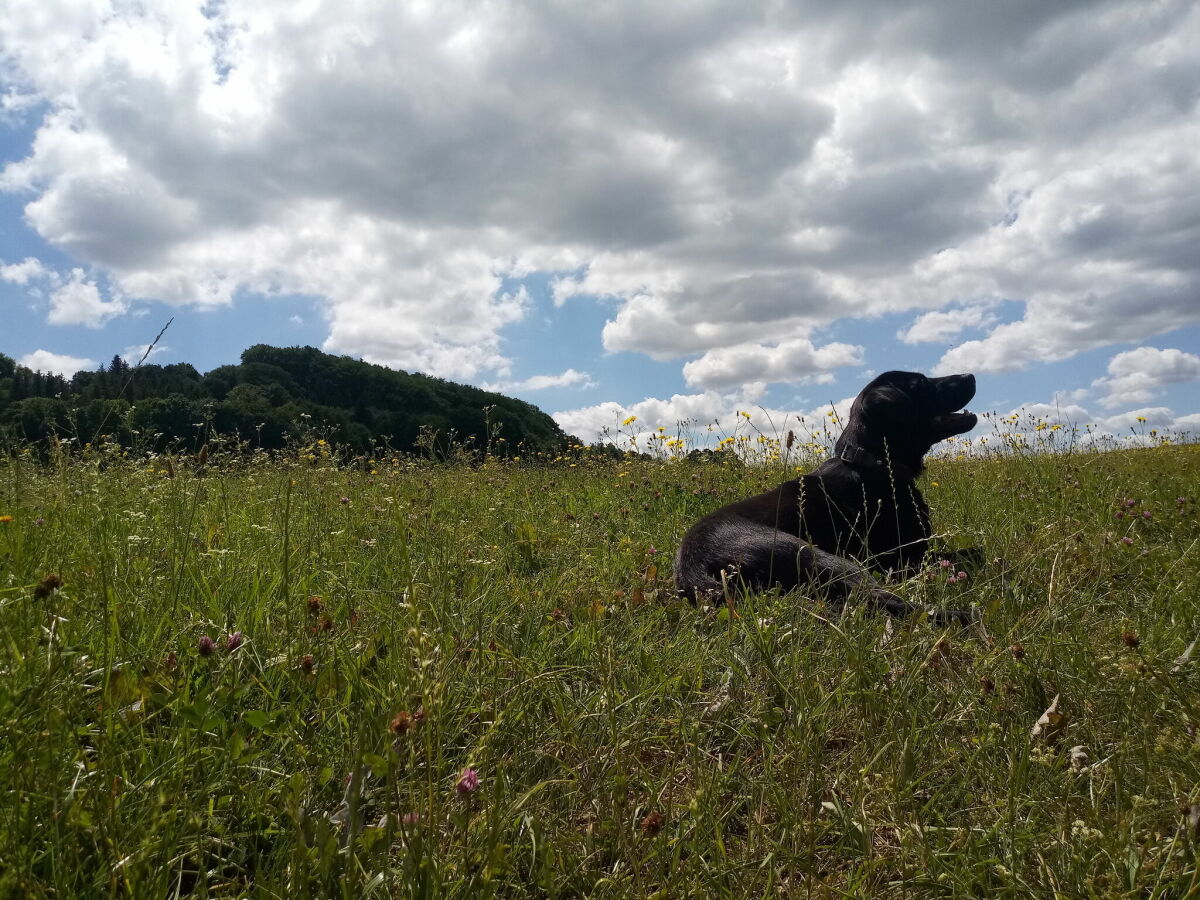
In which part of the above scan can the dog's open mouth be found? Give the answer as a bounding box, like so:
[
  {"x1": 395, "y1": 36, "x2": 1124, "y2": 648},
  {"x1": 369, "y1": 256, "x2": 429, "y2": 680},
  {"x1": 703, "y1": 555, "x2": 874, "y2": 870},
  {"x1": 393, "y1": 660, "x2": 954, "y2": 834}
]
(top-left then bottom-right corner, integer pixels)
[{"x1": 933, "y1": 410, "x2": 978, "y2": 433}]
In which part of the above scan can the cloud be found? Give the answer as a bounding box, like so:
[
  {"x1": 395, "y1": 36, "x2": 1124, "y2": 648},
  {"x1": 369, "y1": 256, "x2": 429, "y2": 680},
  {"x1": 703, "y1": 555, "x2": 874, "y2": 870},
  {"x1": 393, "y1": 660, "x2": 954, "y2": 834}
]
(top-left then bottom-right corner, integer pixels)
[
  {"x1": 17, "y1": 348, "x2": 95, "y2": 375},
  {"x1": 553, "y1": 386, "x2": 857, "y2": 448},
  {"x1": 1, "y1": 1, "x2": 1198, "y2": 382},
  {"x1": 898, "y1": 304, "x2": 997, "y2": 344},
  {"x1": 988, "y1": 394, "x2": 1198, "y2": 448},
  {"x1": 120, "y1": 343, "x2": 169, "y2": 366},
  {"x1": 0, "y1": 256, "x2": 50, "y2": 285},
  {"x1": 681, "y1": 337, "x2": 862, "y2": 389},
  {"x1": 483, "y1": 368, "x2": 596, "y2": 393},
  {"x1": 1091, "y1": 346, "x2": 1200, "y2": 409},
  {"x1": 47, "y1": 269, "x2": 127, "y2": 328}
]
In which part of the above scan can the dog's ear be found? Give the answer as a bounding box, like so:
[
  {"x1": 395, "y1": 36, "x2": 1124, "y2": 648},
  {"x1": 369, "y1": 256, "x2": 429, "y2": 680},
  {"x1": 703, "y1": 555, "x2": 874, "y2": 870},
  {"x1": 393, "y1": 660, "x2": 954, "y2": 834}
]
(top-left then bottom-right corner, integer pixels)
[{"x1": 860, "y1": 384, "x2": 912, "y2": 423}]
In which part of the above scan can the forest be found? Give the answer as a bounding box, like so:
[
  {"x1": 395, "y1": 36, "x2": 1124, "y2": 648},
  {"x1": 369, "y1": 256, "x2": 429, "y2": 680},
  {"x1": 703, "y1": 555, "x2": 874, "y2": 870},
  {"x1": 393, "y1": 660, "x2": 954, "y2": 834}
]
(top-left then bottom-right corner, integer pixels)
[{"x1": 0, "y1": 344, "x2": 575, "y2": 455}]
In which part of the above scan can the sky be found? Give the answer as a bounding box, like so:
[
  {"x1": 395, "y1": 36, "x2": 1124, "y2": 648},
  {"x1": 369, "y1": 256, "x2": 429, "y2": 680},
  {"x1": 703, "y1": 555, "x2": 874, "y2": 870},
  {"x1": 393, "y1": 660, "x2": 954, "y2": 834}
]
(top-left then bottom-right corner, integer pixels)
[{"x1": 2, "y1": 0, "x2": 1199, "y2": 448}]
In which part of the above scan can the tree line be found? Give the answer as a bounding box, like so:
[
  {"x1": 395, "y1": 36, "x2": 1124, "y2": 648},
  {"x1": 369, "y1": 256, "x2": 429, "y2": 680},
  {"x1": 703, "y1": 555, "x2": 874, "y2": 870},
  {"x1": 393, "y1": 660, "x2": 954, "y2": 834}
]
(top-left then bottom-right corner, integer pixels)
[{"x1": 0, "y1": 344, "x2": 577, "y2": 455}]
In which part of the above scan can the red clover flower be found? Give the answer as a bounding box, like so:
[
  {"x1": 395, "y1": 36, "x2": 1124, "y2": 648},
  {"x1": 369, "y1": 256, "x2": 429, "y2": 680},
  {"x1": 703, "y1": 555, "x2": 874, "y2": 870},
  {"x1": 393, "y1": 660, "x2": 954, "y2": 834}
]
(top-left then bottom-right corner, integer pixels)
[{"x1": 456, "y1": 768, "x2": 480, "y2": 795}]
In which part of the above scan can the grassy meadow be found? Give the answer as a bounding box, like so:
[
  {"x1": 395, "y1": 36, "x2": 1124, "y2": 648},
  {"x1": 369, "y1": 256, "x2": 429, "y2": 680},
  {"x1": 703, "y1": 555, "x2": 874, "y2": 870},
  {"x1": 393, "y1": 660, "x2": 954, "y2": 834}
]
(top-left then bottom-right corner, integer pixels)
[{"x1": 1, "y1": 425, "x2": 1199, "y2": 897}]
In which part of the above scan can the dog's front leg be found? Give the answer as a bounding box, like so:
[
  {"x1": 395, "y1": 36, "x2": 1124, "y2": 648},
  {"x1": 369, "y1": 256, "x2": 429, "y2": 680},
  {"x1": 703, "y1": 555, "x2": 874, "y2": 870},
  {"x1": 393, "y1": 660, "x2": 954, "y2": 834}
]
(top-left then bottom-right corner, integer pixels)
[{"x1": 802, "y1": 544, "x2": 972, "y2": 626}]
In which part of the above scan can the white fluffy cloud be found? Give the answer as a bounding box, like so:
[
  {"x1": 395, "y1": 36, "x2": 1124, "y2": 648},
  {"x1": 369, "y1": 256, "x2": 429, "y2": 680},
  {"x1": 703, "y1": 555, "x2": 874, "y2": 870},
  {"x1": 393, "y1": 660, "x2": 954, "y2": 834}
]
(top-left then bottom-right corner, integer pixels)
[
  {"x1": 990, "y1": 395, "x2": 1198, "y2": 448},
  {"x1": 1, "y1": 1, "x2": 1198, "y2": 382},
  {"x1": 47, "y1": 269, "x2": 126, "y2": 327},
  {"x1": 898, "y1": 304, "x2": 997, "y2": 344},
  {"x1": 483, "y1": 368, "x2": 596, "y2": 393},
  {"x1": 0, "y1": 256, "x2": 48, "y2": 285},
  {"x1": 553, "y1": 385, "x2": 856, "y2": 448},
  {"x1": 120, "y1": 342, "x2": 168, "y2": 366},
  {"x1": 1091, "y1": 346, "x2": 1200, "y2": 409},
  {"x1": 17, "y1": 348, "x2": 95, "y2": 375},
  {"x1": 681, "y1": 337, "x2": 862, "y2": 390}
]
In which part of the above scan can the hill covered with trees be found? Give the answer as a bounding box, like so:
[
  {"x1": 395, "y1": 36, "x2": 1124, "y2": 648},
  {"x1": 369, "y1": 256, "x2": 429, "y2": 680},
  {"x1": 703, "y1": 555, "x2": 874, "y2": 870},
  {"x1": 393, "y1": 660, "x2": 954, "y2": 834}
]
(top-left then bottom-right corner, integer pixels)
[{"x1": 0, "y1": 345, "x2": 575, "y2": 454}]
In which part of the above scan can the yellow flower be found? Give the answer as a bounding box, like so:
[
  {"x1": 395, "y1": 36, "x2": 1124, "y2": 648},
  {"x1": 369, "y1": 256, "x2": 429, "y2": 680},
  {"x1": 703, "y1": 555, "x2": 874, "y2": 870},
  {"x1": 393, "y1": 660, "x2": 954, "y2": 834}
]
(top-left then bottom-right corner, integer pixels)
[
  {"x1": 0, "y1": 515, "x2": 13, "y2": 524},
  {"x1": 1136, "y1": 416, "x2": 1147, "y2": 423},
  {"x1": 622, "y1": 415, "x2": 637, "y2": 426},
  {"x1": 930, "y1": 481, "x2": 940, "y2": 488}
]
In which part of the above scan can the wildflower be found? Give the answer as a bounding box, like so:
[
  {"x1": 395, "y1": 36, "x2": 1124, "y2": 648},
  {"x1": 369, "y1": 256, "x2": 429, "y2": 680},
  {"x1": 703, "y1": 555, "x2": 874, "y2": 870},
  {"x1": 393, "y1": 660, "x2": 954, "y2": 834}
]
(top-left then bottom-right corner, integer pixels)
[
  {"x1": 1010, "y1": 643, "x2": 1026, "y2": 660},
  {"x1": 956, "y1": 571, "x2": 968, "y2": 581},
  {"x1": 306, "y1": 595, "x2": 324, "y2": 614},
  {"x1": 163, "y1": 650, "x2": 179, "y2": 672},
  {"x1": 1125, "y1": 498, "x2": 1137, "y2": 508},
  {"x1": 390, "y1": 711, "x2": 415, "y2": 735},
  {"x1": 225, "y1": 631, "x2": 244, "y2": 653},
  {"x1": 198, "y1": 635, "x2": 217, "y2": 657},
  {"x1": 33, "y1": 573, "x2": 64, "y2": 599},
  {"x1": 647, "y1": 546, "x2": 658, "y2": 556},
  {"x1": 1122, "y1": 631, "x2": 1139, "y2": 648},
  {"x1": 1120, "y1": 536, "x2": 1134, "y2": 545},
  {"x1": 938, "y1": 559, "x2": 952, "y2": 568},
  {"x1": 621, "y1": 415, "x2": 637, "y2": 426},
  {"x1": 947, "y1": 575, "x2": 959, "y2": 584},
  {"x1": 339, "y1": 496, "x2": 350, "y2": 505},
  {"x1": 402, "y1": 811, "x2": 421, "y2": 825},
  {"x1": 456, "y1": 768, "x2": 480, "y2": 795},
  {"x1": 0, "y1": 515, "x2": 13, "y2": 524},
  {"x1": 299, "y1": 653, "x2": 315, "y2": 674},
  {"x1": 34, "y1": 517, "x2": 45, "y2": 526},
  {"x1": 1141, "y1": 510, "x2": 1152, "y2": 519}
]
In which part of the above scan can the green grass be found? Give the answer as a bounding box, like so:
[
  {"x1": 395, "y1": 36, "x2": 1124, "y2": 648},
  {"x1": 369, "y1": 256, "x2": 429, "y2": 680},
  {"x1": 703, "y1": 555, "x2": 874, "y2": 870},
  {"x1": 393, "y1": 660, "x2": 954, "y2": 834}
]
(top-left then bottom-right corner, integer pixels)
[{"x1": 1, "y1": 439, "x2": 1199, "y2": 897}]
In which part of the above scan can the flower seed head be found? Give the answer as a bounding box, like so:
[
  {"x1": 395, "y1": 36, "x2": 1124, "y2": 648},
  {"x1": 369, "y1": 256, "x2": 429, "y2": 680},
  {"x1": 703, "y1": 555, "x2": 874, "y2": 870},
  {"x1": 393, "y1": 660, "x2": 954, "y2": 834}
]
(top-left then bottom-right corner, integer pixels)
[
  {"x1": 34, "y1": 573, "x2": 64, "y2": 599},
  {"x1": 641, "y1": 811, "x2": 665, "y2": 837}
]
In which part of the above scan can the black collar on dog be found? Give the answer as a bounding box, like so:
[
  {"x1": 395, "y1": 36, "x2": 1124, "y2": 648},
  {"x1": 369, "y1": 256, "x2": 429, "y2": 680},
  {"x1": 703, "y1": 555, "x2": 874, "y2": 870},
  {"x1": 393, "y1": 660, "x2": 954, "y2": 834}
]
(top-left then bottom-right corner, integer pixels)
[{"x1": 837, "y1": 444, "x2": 916, "y2": 480}]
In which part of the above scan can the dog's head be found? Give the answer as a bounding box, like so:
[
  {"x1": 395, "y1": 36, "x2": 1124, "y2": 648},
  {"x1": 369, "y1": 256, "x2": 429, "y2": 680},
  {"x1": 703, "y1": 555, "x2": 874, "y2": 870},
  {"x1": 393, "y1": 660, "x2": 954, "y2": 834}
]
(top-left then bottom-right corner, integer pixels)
[{"x1": 841, "y1": 370, "x2": 977, "y2": 466}]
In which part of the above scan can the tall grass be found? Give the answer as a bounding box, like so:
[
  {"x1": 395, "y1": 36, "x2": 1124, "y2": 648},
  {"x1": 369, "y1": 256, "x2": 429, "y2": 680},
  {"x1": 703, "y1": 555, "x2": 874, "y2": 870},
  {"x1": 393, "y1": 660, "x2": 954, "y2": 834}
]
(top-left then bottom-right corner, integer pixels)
[{"x1": 1, "y1": 434, "x2": 1198, "y2": 897}]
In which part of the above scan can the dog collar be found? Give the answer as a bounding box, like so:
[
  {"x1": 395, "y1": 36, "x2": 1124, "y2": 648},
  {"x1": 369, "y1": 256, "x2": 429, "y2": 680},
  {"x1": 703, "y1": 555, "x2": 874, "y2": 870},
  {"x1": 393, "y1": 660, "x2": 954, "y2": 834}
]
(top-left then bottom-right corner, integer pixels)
[{"x1": 838, "y1": 444, "x2": 915, "y2": 480}]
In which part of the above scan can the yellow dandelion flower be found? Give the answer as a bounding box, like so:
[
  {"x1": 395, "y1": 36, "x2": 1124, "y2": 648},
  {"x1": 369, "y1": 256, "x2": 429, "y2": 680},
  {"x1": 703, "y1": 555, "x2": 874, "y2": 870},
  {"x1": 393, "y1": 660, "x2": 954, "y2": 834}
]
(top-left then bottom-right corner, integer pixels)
[{"x1": 622, "y1": 415, "x2": 637, "y2": 426}]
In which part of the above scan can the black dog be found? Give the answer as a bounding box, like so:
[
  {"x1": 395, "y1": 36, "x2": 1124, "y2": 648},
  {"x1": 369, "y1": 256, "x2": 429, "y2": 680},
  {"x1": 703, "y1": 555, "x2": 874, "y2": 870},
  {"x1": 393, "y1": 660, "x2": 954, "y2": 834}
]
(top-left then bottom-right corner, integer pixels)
[{"x1": 674, "y1": 371, "x2": 977, "y2": 622}]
